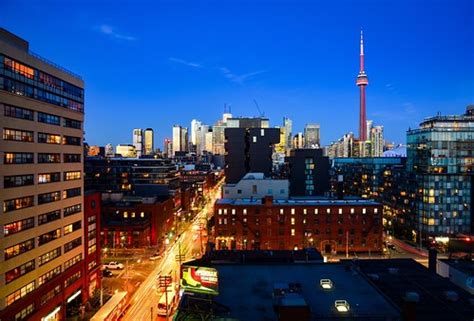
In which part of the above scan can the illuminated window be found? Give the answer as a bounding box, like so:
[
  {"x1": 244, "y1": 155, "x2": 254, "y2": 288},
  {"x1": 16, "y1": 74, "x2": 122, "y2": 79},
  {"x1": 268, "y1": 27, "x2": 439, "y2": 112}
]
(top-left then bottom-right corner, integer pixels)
[
  {"x1": 64, "y1": 171, "x2": 81, "y2": 181},
  {"x1": 303, "y1": 209, "x2": 307, "y2": 215},
  {"x1": 3, "y1": 128, "x2": 34, "y2": 142},
  {"x1": 374, "y1": 208, "x2": 378, "y2": 214},
  {"x1": 291, "y1": 208, "x2": 295, "y2": 214},
  {"x1": 338, "y1": 208, "x2": 342, "y2": 214},
  {"x1": 280, "y1": 208, "x2": 284, "y2": 214},
  {"x1": 232, "y1": 209, "x2": 236, "y2": 215},
  {"x1": 362, "y1": 208, "x2": 366, "y2": 214},
  {"x1": 141, "y1": 212, "x2": 145, "y2": 218},
  {"x1": 123, "y1": 212, "x2": 128, "y2": 218},
  {"x1": 38, "y1": 132, "x2": 61, "y2": 144},
  {"x1": 131, "y1": 212, "x2": 136, "y2": 218},
  {"x1": 6, "y1": 281, "x2": 35, "y2": 306},
  {"x1": 291, "y1": 217, "x2": 295, "y2": 225},
  {"x1": 326, "y1": 208, "x2": 331, "y2": 214},
  {"x1": 218, "y1": 209, "x2": 222, "y2": 215},
  {"x1": 243, "y1": 209, "x2": 247, "y2": 215},
  {"x1": 314, "y1": 208, "x2": 319, "y2": 214},
  {"x1": 350, "y1": 208, "x2": 355, "y2": 214},
  {"x1": 291, "y1": 228, "x2": 295, "y2": 236}
]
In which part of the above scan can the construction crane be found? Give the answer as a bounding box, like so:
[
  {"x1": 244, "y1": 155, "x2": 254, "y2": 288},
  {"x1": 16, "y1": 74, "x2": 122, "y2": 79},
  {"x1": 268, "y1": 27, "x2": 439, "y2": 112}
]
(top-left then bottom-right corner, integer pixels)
[{"x1": 253, "y1": 99, "x2": 264, "y2": 117}]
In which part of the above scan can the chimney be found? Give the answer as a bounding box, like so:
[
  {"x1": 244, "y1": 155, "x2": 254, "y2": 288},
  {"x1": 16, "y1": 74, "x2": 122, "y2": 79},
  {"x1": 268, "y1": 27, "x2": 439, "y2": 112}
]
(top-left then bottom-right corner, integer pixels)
[
  {"x1": 428, "y1": 248, "x2": 437, "y2": 273},
  {"x1": 336, "y1": 175, "x2": 344, "y2": 200}
]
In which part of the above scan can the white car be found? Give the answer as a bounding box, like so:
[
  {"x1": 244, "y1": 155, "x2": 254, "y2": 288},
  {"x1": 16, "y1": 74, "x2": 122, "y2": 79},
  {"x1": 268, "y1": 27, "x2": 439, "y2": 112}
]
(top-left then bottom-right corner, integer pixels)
[
  {"x1": 149, "y1": 253, "x2": 161, "y2": 261},
  {"x1": 104, "y1": 261, "x2": 124, "y2": 270}
]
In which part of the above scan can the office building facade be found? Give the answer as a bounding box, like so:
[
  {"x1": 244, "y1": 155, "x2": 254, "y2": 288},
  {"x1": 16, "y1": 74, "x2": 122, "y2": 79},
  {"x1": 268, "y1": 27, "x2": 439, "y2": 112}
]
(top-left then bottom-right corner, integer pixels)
[
  {"x1": 288, "y1": 149, "x2": 330, "y2": 197},
  {"x1": 304, "y1": 123, "x2": 320, "y2": 148},
  {"x1": 143, "y1": 128, "x2": 153, "y2": 155},
  {"x1": 0, "y1": 28, "x2": 86, "y2": 321},
  {"x1": 132, "y1": 128, "x2": 143, "y2": 157}
]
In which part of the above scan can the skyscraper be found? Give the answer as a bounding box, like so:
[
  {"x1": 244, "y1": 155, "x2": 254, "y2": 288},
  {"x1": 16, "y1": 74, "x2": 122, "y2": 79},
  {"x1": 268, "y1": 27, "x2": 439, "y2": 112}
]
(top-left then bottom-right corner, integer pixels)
[
  {"x1": 292, "y1": 132, "x2": 305, "y2": 149},
  {"x1": 143, "y1": 128, "x2": 154, "y2": 155},
  {"x1": 304, "y1": 123, "x2": 320, "y2": 148},
  {"x1": 190, "y1": 119, "x2": 202, "y2": 146},
  {"x1": 0, "y1": 28, "x2": 87, "y2": 321},
  {"x1": 283, "y1": 117, "x2": 292, "y2": 151},
  {"x1": 369, "y1": 125, "x2": 384, "y2": 157},
  {"x1": 132, "y1": 128, "x2": 143, "y2": 157},
  {"x1": 356, "y1": 30, "x2": 369, "y2": 141},
  {"x1": 172, "y1": 125, "x2": 188, "y2": 155}
]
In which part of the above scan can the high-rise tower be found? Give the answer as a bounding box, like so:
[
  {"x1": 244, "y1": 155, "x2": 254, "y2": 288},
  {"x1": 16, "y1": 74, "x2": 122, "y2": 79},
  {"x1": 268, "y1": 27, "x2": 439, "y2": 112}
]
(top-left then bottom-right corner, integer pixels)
[{"x1": 356, "y1": 29, "x2": 369, "y2": 141}]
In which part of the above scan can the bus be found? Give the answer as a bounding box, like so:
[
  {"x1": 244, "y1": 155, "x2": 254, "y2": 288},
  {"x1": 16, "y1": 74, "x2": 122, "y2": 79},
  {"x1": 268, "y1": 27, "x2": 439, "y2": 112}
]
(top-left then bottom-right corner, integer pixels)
[
  {"x1": 90, "y1": 291, "x2": 128, "y2": 321},
  {"x1": 157, "y1": 284, "x2": 179, "y2": 316}
]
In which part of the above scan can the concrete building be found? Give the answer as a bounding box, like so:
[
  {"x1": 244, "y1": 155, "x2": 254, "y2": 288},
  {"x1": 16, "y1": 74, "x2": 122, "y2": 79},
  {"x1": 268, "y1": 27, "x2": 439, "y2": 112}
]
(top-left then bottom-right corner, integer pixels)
[
  {"x1": 369, "y1": 124, "x2": 384, "y2": 157},
  {"x1": 222, "y1": 173, "x2": 289, "y2": 200},
  {"x1": 143, "y1": 128, "x2": 154, "y2": 155},
  {"x1": 190, "y1": 119, "x2": 201, "y2": 146},
  {"x1": 0, "y1": 28, "x2": 86, "y2": 321},
  {"x1": 115, "y1": 144, "x2": 137, "y2": 158},
  {"x1": 304, "y1": 123, "x2": 320, "y2": 148},
  {"x1": 227, "y1": 117, "x2": 270, "y2": 129},
  {"x1": 288, "y1": 149, "x2": 330, "y2": 197},
  {"x1": 176, "y1": 251, "x2": 400, "y2": 321},
  {"x1": 292, "y1": 132, "x2": 305, "y2": 149},
  {"x1": 284, "y1": 117, "x2": 292, "y2": 151},
  {"x1": 224, "y1": 127, "x2": 280, "y2": 184},
  {"x1": 214, "y1": 196, "x2": 383, "y2": 254},
  {"x1": 132, "y1": 128, "x2": 143, "y2": 157},
  {"x1": 172, "y1": 125, "x2": 188, "y2": 156},
  {"x1": 104, "y1": 143, "x2": 114, "y2": 157}
]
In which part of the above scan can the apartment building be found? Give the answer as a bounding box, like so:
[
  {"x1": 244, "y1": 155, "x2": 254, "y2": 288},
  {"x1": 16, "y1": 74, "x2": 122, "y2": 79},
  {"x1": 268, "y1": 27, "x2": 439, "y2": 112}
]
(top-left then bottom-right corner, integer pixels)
[{"x1": 0, "y1": 28, "x2": 85, "y2": 321}]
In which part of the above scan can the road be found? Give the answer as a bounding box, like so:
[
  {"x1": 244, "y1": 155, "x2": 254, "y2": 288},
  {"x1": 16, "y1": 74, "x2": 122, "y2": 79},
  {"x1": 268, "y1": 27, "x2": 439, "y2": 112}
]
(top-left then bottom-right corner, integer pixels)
[{"x1": 121, "y1": 181, "x2": 222, "y2": 321}]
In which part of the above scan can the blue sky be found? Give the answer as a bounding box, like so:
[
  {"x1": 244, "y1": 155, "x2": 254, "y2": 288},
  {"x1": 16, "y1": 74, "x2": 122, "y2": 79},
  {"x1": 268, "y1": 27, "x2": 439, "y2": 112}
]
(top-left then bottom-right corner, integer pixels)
[{"x1": 2, "y1": 0, "x2": 473, "y2": 148}]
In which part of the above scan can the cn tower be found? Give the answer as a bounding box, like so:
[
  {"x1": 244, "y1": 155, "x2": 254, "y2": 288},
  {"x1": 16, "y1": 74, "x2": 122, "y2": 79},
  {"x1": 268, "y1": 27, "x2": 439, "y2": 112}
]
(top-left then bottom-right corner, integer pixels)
[{"x1": 356, "y1": 29, "x2": 369, "y2": 141}]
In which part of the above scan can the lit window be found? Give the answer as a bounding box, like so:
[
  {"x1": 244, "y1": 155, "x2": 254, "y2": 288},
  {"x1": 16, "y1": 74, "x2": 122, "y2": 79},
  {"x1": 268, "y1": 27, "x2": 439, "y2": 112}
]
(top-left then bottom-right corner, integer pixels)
[
  {"x1": 260, "y1": 129, "x2": 265, "y2": 136},
  {"x1": 362, "y1": 208, "x2": 366, "y2": 214},
  {"x1": 291, "y1": 208, "x2": 295, "y2": 215},
  {"x1": 253, "y1": 136, "x2": 257, "y2": 143},
  {"x1": 232, "y1": 209, "x2": 236, "y2": 215},
  {"x1": 338, "y1": 208, "x2": 342, "y2": 214},
  {"x1": 123, "y1": 212, "x2": 128, "y2": 218},
  {"x1": 291, "y1": 217, "x2": 295, "y2": 225},
  {"x1": 280, "y1": 208, "x2": 284, "y2": 214},
  {"x1": 303, "y1": 209, "x2": 307, "y2": 215},
  {"x1": 374, "y1": 208, "x2": 378, "y2": 214},
  {"x1": 350, "y1": 208, "x2": 354, "y2": 214},
  {"x1": 141, "y1": 212, "x2": 145, "y2": 218},
  {"x1": 314, "y1": 209, "x2": 319, "y2": 214},
  {"x1": 291, "y1": 229, "x2": 295, "y2": 236},
  {"x1": 218, "y1": 209, "x2": 222, "y2": 215},
  {"x1": 326, "y1": 208, "x2": 331, "y2": 214},
  {"x1": 243, "y1": 209, "x2": 247, "y2": 215}
]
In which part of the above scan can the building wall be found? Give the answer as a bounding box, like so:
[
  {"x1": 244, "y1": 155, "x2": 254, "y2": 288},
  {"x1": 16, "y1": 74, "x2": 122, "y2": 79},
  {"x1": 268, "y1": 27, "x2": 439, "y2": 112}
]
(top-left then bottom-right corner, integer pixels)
[
  {"x1": 288, "y1": 149, "x2": 330, "y2": 196},
  {"x1": 83, "y1": 192, "x2": 101, "y2": 300},
  {"x1": 214, "y1": 197, "x2": 383, "y2": 254},
  {"x1": 222, "y1": 174, "x2": 289, "y2": 200},
  {"x1": 0, "y1": 28, "x2": 85, "y2": 321}
]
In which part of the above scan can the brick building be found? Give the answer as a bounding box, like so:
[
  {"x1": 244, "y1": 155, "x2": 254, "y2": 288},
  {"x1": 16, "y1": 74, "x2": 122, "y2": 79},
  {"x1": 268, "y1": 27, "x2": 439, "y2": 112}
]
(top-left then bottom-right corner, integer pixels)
[
  {"x1": 214, "y1": 196, "x2": 382, "y2": 254},
  {"x1": 101, "y1": 195, "x2": 175, "y2": 248},
  {"x1": 83, "y1": 192, "x2": 101, "y2": 300}
]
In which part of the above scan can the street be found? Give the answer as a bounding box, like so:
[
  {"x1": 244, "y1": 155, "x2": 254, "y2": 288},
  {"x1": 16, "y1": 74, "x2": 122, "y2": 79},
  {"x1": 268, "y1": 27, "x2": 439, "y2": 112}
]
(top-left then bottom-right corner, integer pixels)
[{"x1": 120, "y1": 181, "x2": 222, "y2": 321}]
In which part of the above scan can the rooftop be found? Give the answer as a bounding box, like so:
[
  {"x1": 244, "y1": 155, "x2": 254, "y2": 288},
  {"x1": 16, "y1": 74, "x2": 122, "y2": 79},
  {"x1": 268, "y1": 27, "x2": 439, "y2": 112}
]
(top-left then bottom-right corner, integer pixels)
[
  {"x1": 440, "y1": 259, "x2": 474, "y2": 276},
  {"x1": 179, "y1": 256, "x2": 399, "y2": 320},
  {"x1": 216, "y1": 197, "x2": 380, "y2": 206},
  {"x1": 352, "y1": 259, "x2": 474, "y2": 321}
]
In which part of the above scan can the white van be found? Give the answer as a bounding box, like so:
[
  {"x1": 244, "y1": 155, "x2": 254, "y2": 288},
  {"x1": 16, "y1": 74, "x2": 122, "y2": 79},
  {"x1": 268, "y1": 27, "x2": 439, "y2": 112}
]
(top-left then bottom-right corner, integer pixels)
[{"x1": 157, "y1": 284, "x2": 178, "y2": 316}]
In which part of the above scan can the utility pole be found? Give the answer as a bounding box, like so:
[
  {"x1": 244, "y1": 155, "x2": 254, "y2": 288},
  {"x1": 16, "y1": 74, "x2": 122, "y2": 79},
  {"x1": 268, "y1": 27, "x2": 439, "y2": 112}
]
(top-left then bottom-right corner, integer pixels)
[
  {"x1": 158, "y1": 275, "x2": 172, "y2": 321},
  {"x1": 346, "y1": 231, "x2": 349, "y2": 258}
]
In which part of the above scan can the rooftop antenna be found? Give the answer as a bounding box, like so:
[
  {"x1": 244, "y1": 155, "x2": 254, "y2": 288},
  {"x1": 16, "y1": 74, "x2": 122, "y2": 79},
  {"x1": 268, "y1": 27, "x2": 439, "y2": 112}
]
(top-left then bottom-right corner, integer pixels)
[{"x1": 253, "y1": 99, "x2": 265, "y2": 117}]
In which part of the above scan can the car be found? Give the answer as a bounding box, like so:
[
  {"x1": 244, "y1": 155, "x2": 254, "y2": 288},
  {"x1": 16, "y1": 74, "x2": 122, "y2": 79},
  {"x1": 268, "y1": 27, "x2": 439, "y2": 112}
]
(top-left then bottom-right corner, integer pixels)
[
  {"x1": 104, "y1": 261, "x2": 124, "y2": 270},
  {"x1": 149, "y1": 253, "x2": 161, "y2": 261},
  {"x1": 102, "y1": 269, "x2": 113, "y2": 277},
  {"x1": 387, "y1": 243, "x2": 396, "y2": 251}
]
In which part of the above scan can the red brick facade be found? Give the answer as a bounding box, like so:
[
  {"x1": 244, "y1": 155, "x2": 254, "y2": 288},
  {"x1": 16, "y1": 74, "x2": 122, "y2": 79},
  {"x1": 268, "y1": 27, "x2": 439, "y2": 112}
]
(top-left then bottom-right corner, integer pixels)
[{"x1": 214, "y1": 196, "x2": 383, "y2": 254}]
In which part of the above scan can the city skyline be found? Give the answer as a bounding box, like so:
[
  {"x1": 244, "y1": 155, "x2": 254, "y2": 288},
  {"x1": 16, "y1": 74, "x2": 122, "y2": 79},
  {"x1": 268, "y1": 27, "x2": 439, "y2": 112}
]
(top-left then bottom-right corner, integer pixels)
[{"x1": 2, "y1": 0, "x2": 473, "y2": 149}]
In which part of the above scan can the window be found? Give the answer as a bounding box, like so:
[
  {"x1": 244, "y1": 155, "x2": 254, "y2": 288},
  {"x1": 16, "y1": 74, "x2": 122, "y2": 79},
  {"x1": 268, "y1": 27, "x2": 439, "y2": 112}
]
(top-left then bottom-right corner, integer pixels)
[
  {"x1": 64, "y1": 171, "x2": 81, "y2": 181},
  {"x1": 6, "y1": 281, "x2": 35, "y2": 306},
  {"x1": 350, "y1": 208, "x2": 355, "y2": 214},
  {"x1": 38, "y1": 112, "x2": 60, "y2": 125},
  {"x1": 243, "y1": 208, "x2": 247, "y2": 215},
  {"x1": 4, "y1": 217, "x2": 35, "y2": 236},
  {"x1": 4, "y1": 104, "x2": 34, "y2": 121},
  {"x1": 5, "y1": 260, "x2": 35, "y2": 284},
  {"x1": 88, "y1": 244, "x2": 97, "y2": 255},
  {"x1": 37, "y1": 211, "x2": 60, "y2": 227},
  {"x1": 303, "y1": 208, "x2": 307, "y2": 215},
  {"x1": 4, "y1": 57, "x2": 34, "y2": 78},
  {"x1": 3, "y1": 196, "x2": 34, "y2": 212},
  {"x1": 38, "y1": 266, "x2": 62, "y2": 287},
  {"x1": 38, "y1": 172, "x2": 61, "y2": 184},
  {"x1": 64, "y1": 153, "x2": 81, "y2": 163},
  {"x1": 88, "y1": 259, "x2": 97, "y2": 271},
  {"x1": 291, "y1": 208, "x2": 295, "y2": 214},
  {"x1": 63, "y1": 187, "x2": 81, "y2": 199},
  {"x1": 338, "y1": 208, "x2": 343, "y2": 214},
  {"x1": 64, "y1": 221, "x2": 81, "y2": 235},
  {"x1": 38, "y1": 132, "x2": 61, "y2": 144},
  {"x1": 374, "y1": 208, "x2": 378, "y2": 214},
  {"x1": 4, "y1": 152, "x2": 34, "y2": 164},
  {"x1": 15, "y1": 302, "x2": 35, "y2": 320},
  {"x1": 280, "y1": 208, "x2": 284, "y2": 214},
  {"x1": 362, "y1": 208, "x2": 367, "y2": 214},
  {"x1": 3, "y1": 128, "x2": 34, "y2": 142},
  {"x1": 38, "y1": 229, "x2": 61, "y2": 246},
  {"x1": 39, "y1": 247, "x2": 61, "y2": 266},
  {"x1": 62, "y1": 135, "x2": 81, "y2": 146},
  {"x1": 38, "y1": 153, "x2": 60, "y2": 163},
  {"x1": 65, "y1": 271, "x2": 81, "y2": 288},
  {"x1": 291, "y1": 217, "x2": 295, "y2": 225},
  {"x1": 291, "y1": 228, "x2": 295, "y2": 236},
  {"x1": 5, "y1": 238, "x2": 35, "y2": 260},
  {"x1": 64, "y1": 254, "x2": 82, "y2": 270},
  {"x1": 252, "y1": 185, "x2": 257, "y2": 194},
  {"x1": 38, "y1": 191, "x2": 61, "y2": 204},
  {"x1": 40, "y1": 286, "x2": 60, "y2": 307},
  {"x1": 4, "y1": 174, "x2": 34, "y2": 188},
  {"x1": 63, "y1": 118, "x2": 82, "y2": 129},
  {"x1": 64, "y1": 204, "x2": 81, "y2": 217},
  {"x1": 253, "y1": 136, "x2": 257, "y2": 143},
  {"x1": 326, "y1": 208, "x2": 331, "y2": 214},
  {"x1": 64, "y1": 237, "x2": 82, "y2": 252}
]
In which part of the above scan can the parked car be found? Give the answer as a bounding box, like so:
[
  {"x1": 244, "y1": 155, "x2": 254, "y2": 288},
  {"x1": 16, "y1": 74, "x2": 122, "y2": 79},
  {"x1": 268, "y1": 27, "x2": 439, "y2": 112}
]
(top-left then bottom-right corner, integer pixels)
[
  {"x1": 102, "y1": 269, "x2": 113, "y2": 277},
  {"x1": 104, "y1": 261, "x2": 124, "y2": 270},
  {"x1": 149, "y1": 253, "x2": 161, "y2": 261}
]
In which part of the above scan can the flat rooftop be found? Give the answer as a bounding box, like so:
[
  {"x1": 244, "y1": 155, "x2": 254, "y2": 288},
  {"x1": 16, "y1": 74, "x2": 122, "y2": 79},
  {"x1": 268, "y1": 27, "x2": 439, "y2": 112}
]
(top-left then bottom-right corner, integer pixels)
[
  {"x1": 216, "y1": 197, "x2": 379, "y2": 206},
  {"x1": 440, "y1": 259, "x2": 474, "y2": 275},
  {"x1": 353, "y1": 259, "x2": 474, "y2": 321},
  {"x1": 209, "y1": 262, "x2": 399, "y2": 320}
]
